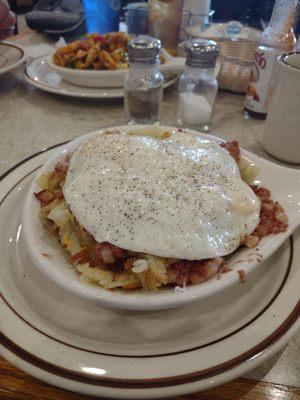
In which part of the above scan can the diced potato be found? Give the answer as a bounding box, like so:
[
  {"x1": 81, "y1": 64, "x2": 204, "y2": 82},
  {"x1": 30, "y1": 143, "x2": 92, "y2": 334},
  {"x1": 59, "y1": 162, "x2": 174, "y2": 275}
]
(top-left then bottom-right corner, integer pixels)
[
  {"x1": 47, "y1": 200, "x2": 72, "y2": 228},
  {"x1": 59, "y1": 227, "x2": 82, "y2": 255},
  {"x1": 77, "y1": 264, "x2": 114, "y2": 287},
  {"x1": 238, "y1": 155, "x2": 260, "y2": 184}
]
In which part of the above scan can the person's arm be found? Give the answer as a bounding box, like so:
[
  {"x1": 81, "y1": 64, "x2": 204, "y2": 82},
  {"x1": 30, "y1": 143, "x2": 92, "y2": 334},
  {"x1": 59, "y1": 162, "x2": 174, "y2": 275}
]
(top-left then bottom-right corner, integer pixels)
[{"x1": 0, "y1": 0, "x2": 15, "y2": 40}]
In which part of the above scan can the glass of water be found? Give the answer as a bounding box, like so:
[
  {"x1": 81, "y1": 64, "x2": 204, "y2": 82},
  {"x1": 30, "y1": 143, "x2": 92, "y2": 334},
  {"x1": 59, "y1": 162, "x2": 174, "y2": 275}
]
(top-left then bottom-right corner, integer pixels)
[{"x1": 148, "y1": 0, "x2": 184, "y2": 56}]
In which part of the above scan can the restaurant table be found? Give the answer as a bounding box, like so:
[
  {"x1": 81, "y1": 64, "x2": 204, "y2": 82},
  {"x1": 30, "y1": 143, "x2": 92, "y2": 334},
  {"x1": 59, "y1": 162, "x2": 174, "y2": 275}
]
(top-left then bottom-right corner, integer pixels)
[{"x1": 0, "y1": 31, "x2": 299, "y2": 400}]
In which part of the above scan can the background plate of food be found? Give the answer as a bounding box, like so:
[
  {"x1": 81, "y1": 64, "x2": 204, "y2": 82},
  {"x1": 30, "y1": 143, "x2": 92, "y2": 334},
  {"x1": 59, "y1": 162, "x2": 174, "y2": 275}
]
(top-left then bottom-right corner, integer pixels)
[
  {"x1": 48, "y1": 32, "x2": 185, "y2": 88},
  {"x1": 25, "y1": 55, "x2": 178, "y2": 99},
  {"x1": 21, "y1": 125, "x2": 300, "y2": 310}
]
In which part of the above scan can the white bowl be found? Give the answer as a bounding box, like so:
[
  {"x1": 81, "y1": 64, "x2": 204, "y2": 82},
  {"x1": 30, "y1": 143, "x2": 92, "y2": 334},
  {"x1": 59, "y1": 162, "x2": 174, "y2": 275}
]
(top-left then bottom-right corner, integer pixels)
[
  {"x1": 47, "y1": 50, "x2": 185, "y2": 88},
  {"x1": 22, "y1": 125, "x2": 299, "y2": 310}
]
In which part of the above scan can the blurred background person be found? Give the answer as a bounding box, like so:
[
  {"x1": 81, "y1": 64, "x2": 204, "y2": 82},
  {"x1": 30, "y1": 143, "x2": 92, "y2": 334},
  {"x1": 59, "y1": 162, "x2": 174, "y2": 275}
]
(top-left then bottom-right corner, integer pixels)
[{"x1": 0, "y1": 0, "x2": 15, "y2": 40}]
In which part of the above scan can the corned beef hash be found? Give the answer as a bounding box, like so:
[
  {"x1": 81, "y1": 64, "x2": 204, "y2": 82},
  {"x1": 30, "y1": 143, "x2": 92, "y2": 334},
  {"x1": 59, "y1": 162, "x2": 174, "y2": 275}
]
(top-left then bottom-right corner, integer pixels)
[{"x1": 34, "y1": 130, "x2": 288, "y2": 291}]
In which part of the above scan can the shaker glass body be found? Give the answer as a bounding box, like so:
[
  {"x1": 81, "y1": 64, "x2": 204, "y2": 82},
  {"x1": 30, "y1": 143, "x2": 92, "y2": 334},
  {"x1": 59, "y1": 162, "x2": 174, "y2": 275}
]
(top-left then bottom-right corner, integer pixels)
[
  {"x1": 177, "y1": 65, "x2": 218, "y2": 132},
  {"x1": 124, "y1": 64, "x2": 164, "y2": 124}
]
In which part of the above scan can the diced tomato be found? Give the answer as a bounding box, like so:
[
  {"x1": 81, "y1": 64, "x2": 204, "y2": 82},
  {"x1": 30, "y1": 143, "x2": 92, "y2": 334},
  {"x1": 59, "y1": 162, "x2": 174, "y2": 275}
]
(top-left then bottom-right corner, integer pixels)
[
  {"x1": 92, "y1": 35, "x2": 105, "y2": 43},
  {"x1": 71, "y1": 247, "x2": 90, "y2": 264},
  {"x1": 167, "y1": 261, "x2": 189, "y2": 287},
  {"x1": 238, "y1": 269, "x2": 246, "y2": 282}
]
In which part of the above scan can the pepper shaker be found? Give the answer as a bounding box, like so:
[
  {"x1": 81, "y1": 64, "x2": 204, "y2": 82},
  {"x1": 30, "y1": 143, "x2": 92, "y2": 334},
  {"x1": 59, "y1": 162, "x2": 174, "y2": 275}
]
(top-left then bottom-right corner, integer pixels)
[
  {"x1": 124, "y1": 35, "x2": 164, "y2": 124},
  {"x1": 177, "y1": 39, "x2": 219, "y2": 132}
]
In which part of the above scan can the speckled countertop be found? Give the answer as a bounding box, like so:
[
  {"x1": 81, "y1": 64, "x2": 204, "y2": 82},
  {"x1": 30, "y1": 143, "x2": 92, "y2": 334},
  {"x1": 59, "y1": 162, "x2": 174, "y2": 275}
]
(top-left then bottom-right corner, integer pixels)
[
  {"x1": 0, "y1": 32, "x2": 274, "y2": 174},
  {"x1": 0, "y1": 32, "x2": 299, "y2": 389}
]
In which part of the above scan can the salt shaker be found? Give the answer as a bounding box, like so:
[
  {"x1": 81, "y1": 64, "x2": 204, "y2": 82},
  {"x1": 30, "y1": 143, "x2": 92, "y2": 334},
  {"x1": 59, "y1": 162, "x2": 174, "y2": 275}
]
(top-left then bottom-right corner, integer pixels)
[
  {"x1": 124, "y1": 36, "x2": 164, "y2": 124},
  {"x1": 177, "y1": 39, "x2": 219, "y2": 132}
]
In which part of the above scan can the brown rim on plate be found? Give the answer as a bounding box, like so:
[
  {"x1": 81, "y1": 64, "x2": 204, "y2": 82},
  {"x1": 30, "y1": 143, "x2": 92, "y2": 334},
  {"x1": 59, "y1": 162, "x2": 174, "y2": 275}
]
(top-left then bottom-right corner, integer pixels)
[
  {"x1": 0, "y1": 43, "x2": 24, "y2": 67},
  {"x1": 0, "y1": 144, "x2": 299, "y2": 388},
  {"x1": 0, "y1": 304, "x2": 299, "y2": 388},
  {"x1": 0, "y1": 54, "x2": 9, "y2": 65},
  {"x1": 0, "y1": 167, "x2": 294, "y2": 357},
  {"x1": 24, "y1": 60, "x2": 125, "y2": 98},
  {"x1": 0, "y1": 143, "x2": 295, "y2": 358}
]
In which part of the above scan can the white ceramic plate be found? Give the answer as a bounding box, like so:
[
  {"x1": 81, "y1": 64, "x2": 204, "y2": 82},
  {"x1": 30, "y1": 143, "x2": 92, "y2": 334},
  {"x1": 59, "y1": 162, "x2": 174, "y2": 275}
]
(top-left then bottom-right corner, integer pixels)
[
  {"x1": 25, "y1": 55, "x2": 178, "y2": 99},
  {"x1": 0, "y1": 147, "x2": 299, "y2": 398},
  {"x1": 0, "y1": 43, "x2": 26, "y2": 75},
  {"x1": 47, "y1": 49, "x2": 184, "y2": 88},
  {"x1": 22, "y1": 126, "x2": 300, "y2": 311}
]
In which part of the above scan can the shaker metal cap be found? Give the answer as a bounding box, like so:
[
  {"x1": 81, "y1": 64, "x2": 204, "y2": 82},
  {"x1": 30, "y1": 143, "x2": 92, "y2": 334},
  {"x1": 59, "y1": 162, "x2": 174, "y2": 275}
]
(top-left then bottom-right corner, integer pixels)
[
  {"x1": 185, "y1": 39, "x2": 219, "y2": 68},
  {"x1": 127, "y1": 35, "x2": 161, "y2": 64}
]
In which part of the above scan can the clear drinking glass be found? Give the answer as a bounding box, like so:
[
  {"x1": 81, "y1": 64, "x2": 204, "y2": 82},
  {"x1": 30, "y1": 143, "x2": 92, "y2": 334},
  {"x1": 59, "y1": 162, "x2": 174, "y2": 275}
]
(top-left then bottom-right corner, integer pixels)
[
  {"x1": 148, "y1": 0, "x2": 184, "y2": 56},
  {"x1": 83, "y1": 0, "x2": 120, "y2": 34}
]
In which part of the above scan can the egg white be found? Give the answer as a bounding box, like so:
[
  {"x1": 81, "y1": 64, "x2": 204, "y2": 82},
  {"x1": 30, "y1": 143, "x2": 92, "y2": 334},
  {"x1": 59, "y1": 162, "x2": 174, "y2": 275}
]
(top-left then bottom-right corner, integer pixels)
[{"x1": 63, "y1": 131, "x2": 260, "y2": 260}]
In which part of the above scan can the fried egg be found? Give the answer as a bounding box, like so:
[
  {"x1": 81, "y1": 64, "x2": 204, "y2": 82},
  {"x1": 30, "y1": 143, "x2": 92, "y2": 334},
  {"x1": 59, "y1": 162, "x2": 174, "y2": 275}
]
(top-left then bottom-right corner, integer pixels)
[{"x1": 63, "y1": 131, "x2": 260, "y2": 260}]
